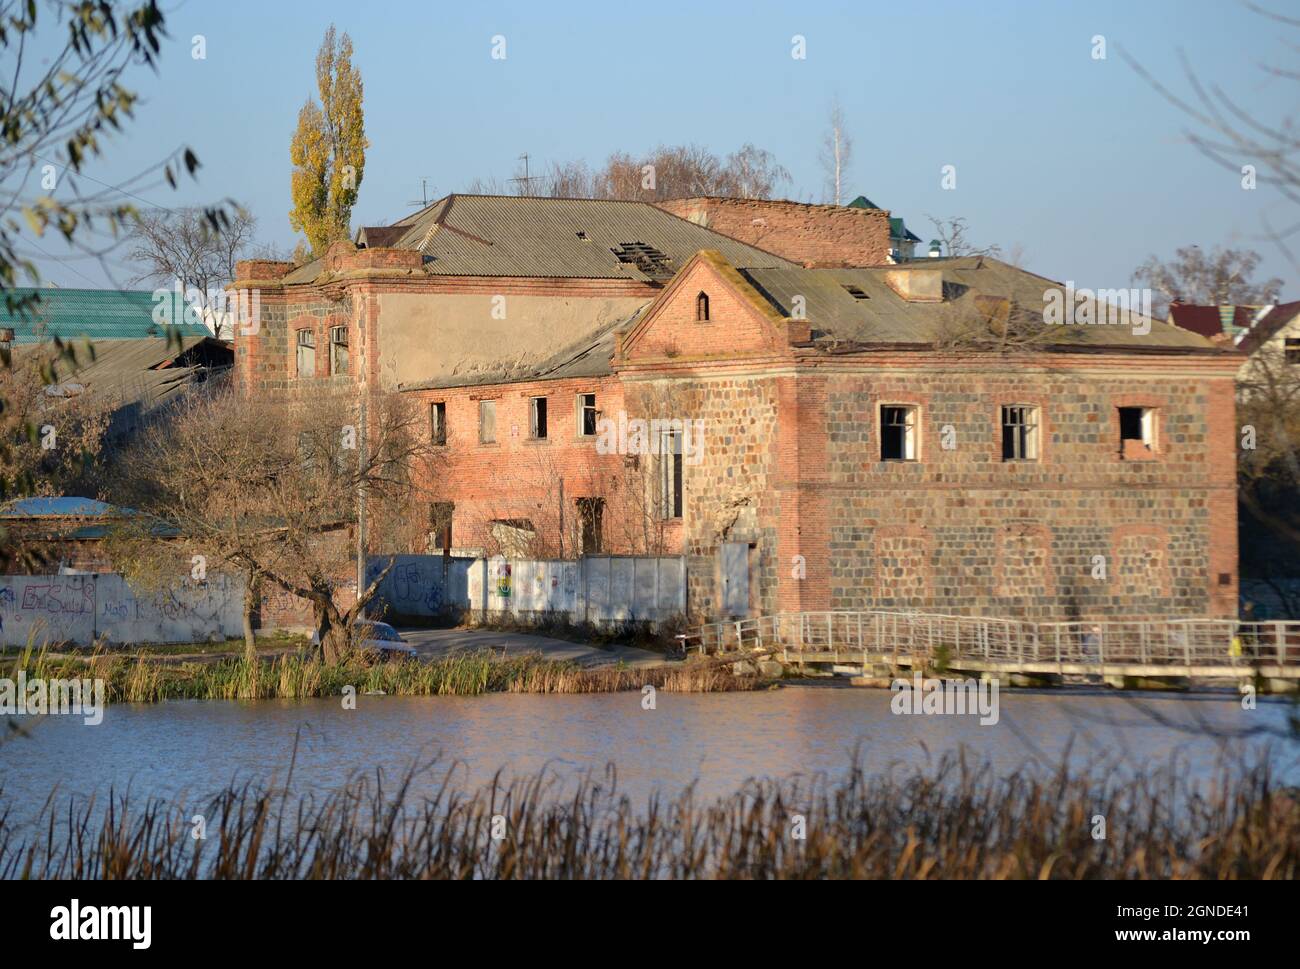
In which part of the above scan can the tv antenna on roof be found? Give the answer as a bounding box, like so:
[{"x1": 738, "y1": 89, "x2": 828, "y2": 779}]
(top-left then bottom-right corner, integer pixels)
[
  {"x1": 408, "y1": 177, "x2": 434, "y2": 208},
  {"x1": 509, "y1": 153, "x2": 541, "y2": 195}
]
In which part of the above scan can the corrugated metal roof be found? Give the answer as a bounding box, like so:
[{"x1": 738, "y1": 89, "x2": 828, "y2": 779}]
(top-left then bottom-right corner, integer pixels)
[
  {"x1": 374, "y1": 194, "x2": 794, "y2": 280},
  {"x1": 741, "y1": 258, "x2": 1217, "y2": 349},
  {"x1": 0, "y1": 288, "x2": 211, "y2": 344},
  {"x1": 14, "y1": 333, "x2": 228, "y2": 412}
]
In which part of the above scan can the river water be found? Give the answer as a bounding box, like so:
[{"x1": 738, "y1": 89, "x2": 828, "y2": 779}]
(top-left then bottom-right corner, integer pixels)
[{"x1": 1, "y1": 686, "x2": 1297, "y2": 833}]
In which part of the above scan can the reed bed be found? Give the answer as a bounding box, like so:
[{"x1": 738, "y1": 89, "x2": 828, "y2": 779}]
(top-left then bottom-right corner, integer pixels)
[
  {"x1": 1, "y1": 753, "x2": 1294, "y2": 879},
  {"x1": 0, "y1": 644, "x2": 756, "y2": 704}
]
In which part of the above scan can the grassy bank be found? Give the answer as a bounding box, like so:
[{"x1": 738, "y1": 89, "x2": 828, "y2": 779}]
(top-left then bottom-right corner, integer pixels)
[
  {"x1": 2, "y1": 754, "x2": 1294, "y2": 879},
  {"x1": 0, "y1": 645, "x2": 757, "y2": 703}
]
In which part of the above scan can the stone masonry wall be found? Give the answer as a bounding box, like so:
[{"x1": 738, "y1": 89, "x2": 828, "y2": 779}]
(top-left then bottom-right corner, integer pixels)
[{"x1": 814, "y1": 365, "x2": 1238, "y2": 620}]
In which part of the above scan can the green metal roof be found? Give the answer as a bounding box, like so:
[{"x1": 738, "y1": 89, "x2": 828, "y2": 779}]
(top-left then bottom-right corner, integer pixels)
[{"x1": 0, "y1": 288, "x2": 211, "y2": 345}]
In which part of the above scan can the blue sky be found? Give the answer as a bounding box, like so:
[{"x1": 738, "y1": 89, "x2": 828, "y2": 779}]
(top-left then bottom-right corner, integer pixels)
[{"x1": 23, "y1": 0, "x2": 1297, "y2": 297}]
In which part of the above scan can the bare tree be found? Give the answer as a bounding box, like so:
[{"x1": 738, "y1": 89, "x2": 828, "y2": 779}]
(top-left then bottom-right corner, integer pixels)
[
  {"x1": 1121, "y1": 3, "x2": 1300, "y2": 275},
  {"x1": 820, "y1": 99, "x2": 854, "y2": 205},
  {"x1": 105, "y1": 384, "x2": 439, "y2": 662},
  {"x1": 1133, "y1": 245, "x2": 1283, "y2": 318},
  {"x1": 929, "y1": 296, "x2": 1058, "y2": 354},
  {"x1": 925, "y1": 215, "x2": 1002, "y2": 259},
  {"x1": 469, "y1": 143, "x2": 791, "y2": 203},
  {"x1": 126, "y1": 205, "x2": 259, "y2": 338},
  {"x1": 0, "y1": 343, "x2": 111, "y2": 503}
]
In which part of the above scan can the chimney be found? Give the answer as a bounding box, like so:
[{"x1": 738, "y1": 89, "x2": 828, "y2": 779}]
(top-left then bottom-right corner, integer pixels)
[{"x1": 883, "y1": 268, "x2": 945, "y2": 302}]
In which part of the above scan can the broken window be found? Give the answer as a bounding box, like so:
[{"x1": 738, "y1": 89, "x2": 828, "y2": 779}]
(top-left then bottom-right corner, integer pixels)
[
  {"x1": 578, "y1": 393, "x2": 598, "y2": 437},
  {"x1": 530, "y1": 396, "x2": 548, "y2": 439},
  {"x1": 430, "y1": 502, "x2": 454, "y2": 554},
  {"x1": 329, "y1": 325, "x2": 349, "y2": 375},
  {"x1": 479, "y1": 399, "x2": 497, "y2": 444},
  {"x1": 1118, "y1": 406, "x2": 1155, "y2": 450},
  {"x1": 576, "y1": 497, "x2": 604, "y2": 554},
  {"x1": 880, "y1": 405, "x2": 917, "y2": 461},
  {"x1": 696, "y1": 291, "x2": 710, "y2": 322},
  {"x1": 659, "y1": 430, "x2": 683, "y2": 519},
  {"x1": 430, "y1": 401, "x2": 446, "y2": 445},
  {"x1": 1286, "y1": 338, "x2": 1300, "y2": 365},
  {"x1": 1001, "y1": 405, "x2": 1039, "y2": 461},
  {"x1": 295, "y1": 329, "x2": 315, "y2": 377}
]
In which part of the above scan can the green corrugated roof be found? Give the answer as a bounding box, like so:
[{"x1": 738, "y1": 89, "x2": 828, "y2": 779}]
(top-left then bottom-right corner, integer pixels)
[{"x1": 0, "y1": 288, "x2": 211, "y2": 344}]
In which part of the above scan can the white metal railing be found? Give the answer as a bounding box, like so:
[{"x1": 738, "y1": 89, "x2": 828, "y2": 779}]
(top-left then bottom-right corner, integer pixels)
[{"x1": 683, "y1": 610, "x2": 1299, "y2": 668}]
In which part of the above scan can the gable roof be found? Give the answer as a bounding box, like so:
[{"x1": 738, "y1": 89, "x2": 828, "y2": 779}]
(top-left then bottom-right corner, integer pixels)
[
  {"x1": 1231, "y1": 301, "x2": 1300, "y2": 354},
  {"x1": 845, "y1": 195, "x2": 920, "y2": 243},
  {"x1": 337, "y1": 194, "x2": 794, "y2": 281},
  {"x1": 1, "y1": 288, "x2": 211, "y2": 344}
]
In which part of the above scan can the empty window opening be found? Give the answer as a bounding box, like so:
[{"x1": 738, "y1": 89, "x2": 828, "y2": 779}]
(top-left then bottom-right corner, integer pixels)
[
  {"x1": 576, "y1": 497, "x2": 604, "y2": 554},
  {"x1": 578, "y1": 393, "x2": 598, "y2": 437},
  {"x1": 530, "y1": 396, "x2": 548, "y2": 439},
  {"x1": 1286, "y1": 337, "x2": 1300, "y2": 365},
  {"x1": 329, "y1": 325, "x2": 349, "y2": 375},
  {"x1": 295, "y1": 329, "x2": 316, "y2": 377},
  {"x1": 430, "y1": 401, "x2": 446, "y2": 445},
  {"x1": 659, "y1": 430, "x2": 684, "y2": 519},
  {"x1": 430, "y1": 502, "x2": 454, "y2": 554},
  {"x1": 1118, "y1": 406, "x2": 1154, "y2": 446},
  {"x1": 479, "y1": 399, "x2": 497, "y2": 444},
  {"x1": 696, "y1": 291, "x2": 710, "y2": 322},
  {"x1": 1001, "y1": 405, "x2": 1039, "y2": 461},
  {"x1": 880, "y1": 405, "x2": 917, "y2": 461}
]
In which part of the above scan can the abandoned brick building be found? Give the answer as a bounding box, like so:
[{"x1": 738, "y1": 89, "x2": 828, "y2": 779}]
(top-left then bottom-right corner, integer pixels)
[{"x1": 233, "y1": 194, "x2": 1240, "y2": 622}]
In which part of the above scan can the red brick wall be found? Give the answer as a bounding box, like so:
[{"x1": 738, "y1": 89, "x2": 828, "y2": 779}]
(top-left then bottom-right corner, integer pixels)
[{"x1": 657, "y1": 198, "x2": 891, "y2": 268}]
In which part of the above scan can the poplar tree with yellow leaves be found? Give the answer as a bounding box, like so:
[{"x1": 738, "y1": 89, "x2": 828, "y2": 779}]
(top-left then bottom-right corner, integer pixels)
[{"x1": 289, "y1": 26, "x2": 367, "y2": 257}]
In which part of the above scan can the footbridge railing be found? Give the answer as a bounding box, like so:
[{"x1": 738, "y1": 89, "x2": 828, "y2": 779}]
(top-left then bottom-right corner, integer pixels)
[{"x1": 683, "y1": 611, "x2": 1300, "y2": 668}]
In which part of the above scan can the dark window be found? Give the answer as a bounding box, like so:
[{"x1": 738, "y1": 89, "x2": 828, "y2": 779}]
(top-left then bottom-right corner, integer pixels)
[
  {"x1": 576, "y1": 497, "x2": 604, "y2": 554},
  {"x1": 843, "y1": 285, "x2": 870, "y2": 300},
  {"x1": 329, "y1": 325, "x2": 349, "y2": 375},
  {"x1": 1001, "y1": 405, "x2": 1039, "y2": 461},
  {"x1": 530, "y1": 396, "x2": 548, "y2": 439},
  {"x1": 430, "y1": 402, "x2": 446, "y2": 445},
  {"x1": 1119, "y1": 407, "x2": 1145, "y2": 441},
  {"x1": 578, "y1": 393, "x2": 598, "y2": 437},
  {"x1": 660, "y1": 431, "x2": 683, "y2": 519},
  {"x1": 696, "y1": 291, "x2": 710, "y2": 322},
  {"x1": 880, "y1": 405, "x2": 916, "y2": 461},
  {"x1": 430, "y1": 502, "x2": 454, "y2": 554},
  {"x1": 1286, "y1": 338, "x2": 1300, "y2": 364}
]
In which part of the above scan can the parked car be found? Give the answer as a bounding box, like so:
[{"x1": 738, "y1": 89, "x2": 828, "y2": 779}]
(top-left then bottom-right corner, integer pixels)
[{"x1": 310, "y1": 621, "x2": 418, "y2": 660}]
